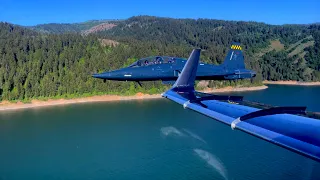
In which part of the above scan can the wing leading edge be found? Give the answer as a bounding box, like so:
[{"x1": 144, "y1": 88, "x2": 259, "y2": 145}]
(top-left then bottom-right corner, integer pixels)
[{"x1": 162, "y1": 49, "x2": 320, "y2": 162}]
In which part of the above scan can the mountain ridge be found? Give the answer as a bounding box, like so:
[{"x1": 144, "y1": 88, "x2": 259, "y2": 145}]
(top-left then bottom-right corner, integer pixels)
[
  {"x1": 25, "y1": 19, "x2": 122, "y2": 34},
  {"x1": 14, "y1": 15, "x2": 319, "y2": 34}
]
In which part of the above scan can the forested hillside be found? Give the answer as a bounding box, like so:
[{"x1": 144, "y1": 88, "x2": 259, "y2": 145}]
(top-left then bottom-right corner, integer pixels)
[
  {"x1": 100, "y1": 16, "x2": 320, "y2": 81},
  {"x1": 1, "y1": 16, "x2": 320, "y2": 101},
  {"x1": 0, "y1": 22, "x2": 166, "y2": 101},
  {"x1": 28, "y1": 20, "x2": 120, "y2": 34}
]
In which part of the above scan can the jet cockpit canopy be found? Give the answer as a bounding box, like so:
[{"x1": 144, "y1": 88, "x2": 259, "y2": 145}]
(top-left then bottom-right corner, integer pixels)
[{"x1": 128, "y1": 56, "x2": 181, "y2": 68}]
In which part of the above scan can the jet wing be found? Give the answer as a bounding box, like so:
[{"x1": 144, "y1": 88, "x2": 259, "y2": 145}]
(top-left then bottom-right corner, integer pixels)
[{"x1": 162, "y1": 49, "x2": 320, "y2": 162}]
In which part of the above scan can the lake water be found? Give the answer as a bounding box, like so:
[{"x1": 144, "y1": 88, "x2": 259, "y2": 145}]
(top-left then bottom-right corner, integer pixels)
[{"x1": 0, "y1": 85, "x2": 320, "y2": 180}]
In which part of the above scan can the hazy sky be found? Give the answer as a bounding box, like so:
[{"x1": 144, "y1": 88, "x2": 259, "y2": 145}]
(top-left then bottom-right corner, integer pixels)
[{"x1": 0, "y1": 0, "x2": 319, "y2": 25}]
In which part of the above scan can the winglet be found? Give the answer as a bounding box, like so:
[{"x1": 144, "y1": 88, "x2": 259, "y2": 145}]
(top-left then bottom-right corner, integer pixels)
[{"x1": 171, "y1": 49, "x2": 201, "y2": 92}]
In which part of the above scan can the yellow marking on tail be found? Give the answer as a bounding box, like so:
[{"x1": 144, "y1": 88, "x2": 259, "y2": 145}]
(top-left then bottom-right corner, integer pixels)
[{"x1": 231, "y1": 45, "x2": 242, "y2": 50}]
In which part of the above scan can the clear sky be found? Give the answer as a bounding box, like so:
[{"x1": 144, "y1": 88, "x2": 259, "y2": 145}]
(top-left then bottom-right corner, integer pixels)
[{"x1": 0, "y1": 0, "x2": 319, "y2": 26}]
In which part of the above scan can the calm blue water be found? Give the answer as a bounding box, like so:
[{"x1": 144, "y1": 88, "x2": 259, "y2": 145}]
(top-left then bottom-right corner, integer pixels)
[
  {"x1": 0, "y1": 85, "x2": 319, "y2": 180},
  {"x1": 222, "y1": 84, "x2": 320, "y2": 112}
]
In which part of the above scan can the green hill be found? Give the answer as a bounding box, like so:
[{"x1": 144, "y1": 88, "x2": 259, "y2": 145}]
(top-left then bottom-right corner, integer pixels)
[
  {"x1": 0, "y1": 16, "x2": 319, "y2": 101},
  {"x1": 27, "y1": 19, "x2": 121, "y2": 34}
]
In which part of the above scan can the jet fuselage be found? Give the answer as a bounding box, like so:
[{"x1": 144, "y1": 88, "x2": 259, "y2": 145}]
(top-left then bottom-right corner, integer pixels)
[
  {"x1": 92, "y1": 43, "x2": 256, "y2": 82},
  {"x1": 92, "y1": 57, "x2": 255, "y2": 82}
]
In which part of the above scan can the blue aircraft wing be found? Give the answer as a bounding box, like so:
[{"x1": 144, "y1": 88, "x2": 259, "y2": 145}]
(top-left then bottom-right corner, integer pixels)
[{"x1": 162, "y1": 49, "x2": 320, "y2": 162}]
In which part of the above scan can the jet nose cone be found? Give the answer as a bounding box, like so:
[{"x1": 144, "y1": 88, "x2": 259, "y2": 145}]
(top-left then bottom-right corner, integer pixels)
[
  {"x1": 92, "y1": 72, "x2": 113, "y2": 79},
  {"x1": 92, "y1": 73, "x2": 101, "y2": 78},
  {"x1": 92, "y1": 73, "x2": 110, "y2": 78}
]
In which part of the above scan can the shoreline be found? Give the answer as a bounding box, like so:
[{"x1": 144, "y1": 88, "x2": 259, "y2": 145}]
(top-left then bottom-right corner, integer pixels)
[
  {"x1": 0, "y1": 85, "x2": 268, "y2": 112},
  {"x1": 263, "y1": 80, "x2": 320, "y2": 86},
  {"x1": 203, "y1": 85, "x2": 268, "y2": 93},
  {"x1": 0, "y1": 93, "x2": 161, "y2": 112}
]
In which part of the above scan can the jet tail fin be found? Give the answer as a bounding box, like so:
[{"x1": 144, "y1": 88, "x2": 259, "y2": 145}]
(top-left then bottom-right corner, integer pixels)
[
  {"x1": 221, "y1": 42, "x2": 245, "y2": 70},
  {"x1": 171, "y1": 49, "x2": 201, "y2": 92}
]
